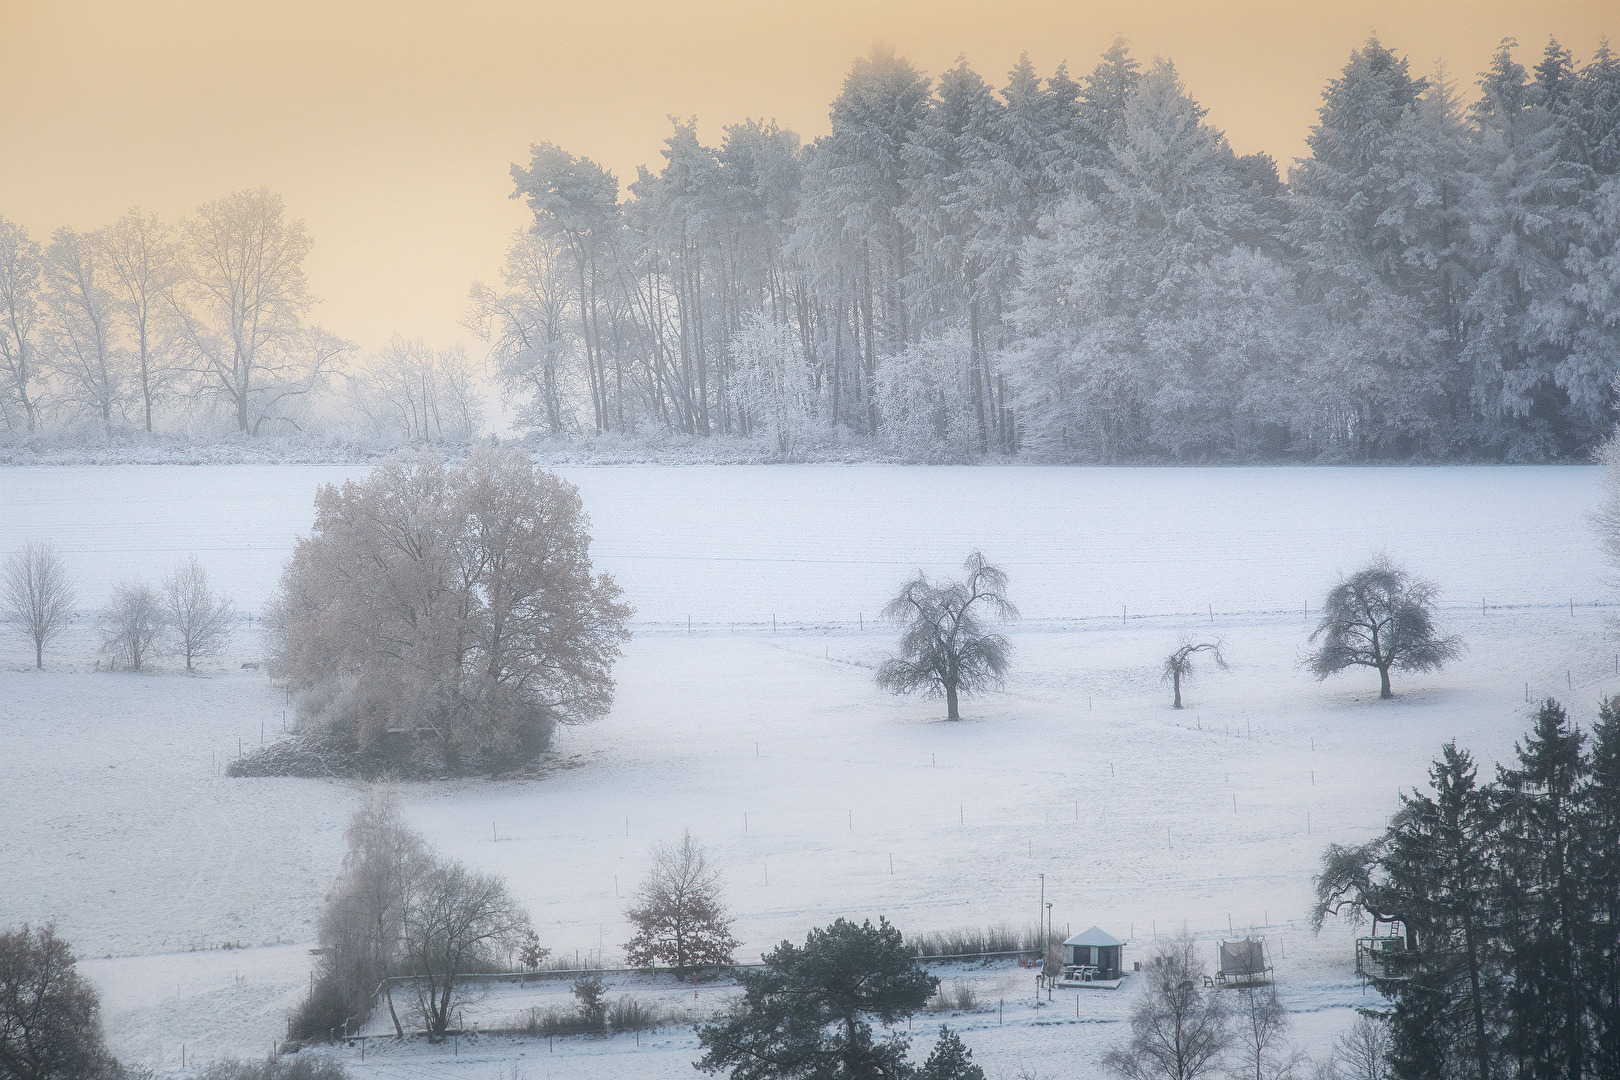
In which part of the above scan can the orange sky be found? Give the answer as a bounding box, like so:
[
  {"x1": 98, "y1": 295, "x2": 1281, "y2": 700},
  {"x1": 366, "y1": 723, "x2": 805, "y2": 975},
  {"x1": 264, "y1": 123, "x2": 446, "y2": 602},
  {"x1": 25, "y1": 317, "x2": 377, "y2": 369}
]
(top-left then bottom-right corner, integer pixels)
[{"x1": 1, "y1": 1, "x2": 1614, "y2": 360}]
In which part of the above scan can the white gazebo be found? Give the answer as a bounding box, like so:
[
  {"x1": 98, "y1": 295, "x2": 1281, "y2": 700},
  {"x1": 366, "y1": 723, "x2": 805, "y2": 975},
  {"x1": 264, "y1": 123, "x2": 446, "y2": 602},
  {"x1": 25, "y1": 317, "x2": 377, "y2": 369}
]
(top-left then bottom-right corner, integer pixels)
[{"x1": 1062, "y1": 926, "x2": 1125, "y2": 981}]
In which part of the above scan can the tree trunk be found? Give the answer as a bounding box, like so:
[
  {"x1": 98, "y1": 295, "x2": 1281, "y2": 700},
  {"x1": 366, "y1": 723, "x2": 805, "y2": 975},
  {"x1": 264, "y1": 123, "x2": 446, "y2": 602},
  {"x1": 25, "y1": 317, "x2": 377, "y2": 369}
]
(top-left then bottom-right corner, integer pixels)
[
  {"x1": 1172, "y1": 671, "x2": 1183, "y2": 709},
  {"x1": 946, "y1": 683, "x2": 960, "y2": 721},
  {"x1": 35, "y1": 638, "x2": 43, "y2": 669},
  {"x1": 1379, "y1": 665, "x2": 1393, "y2": 699}
]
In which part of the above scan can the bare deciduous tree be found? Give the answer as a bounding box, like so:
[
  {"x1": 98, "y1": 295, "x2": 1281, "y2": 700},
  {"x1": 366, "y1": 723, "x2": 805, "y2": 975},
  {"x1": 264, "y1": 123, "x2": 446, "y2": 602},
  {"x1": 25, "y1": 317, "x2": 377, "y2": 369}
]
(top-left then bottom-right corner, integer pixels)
[
  {"x1": 97, "y1": 581, "x2": 162, "y2": 671},
  {"x1": 1163, "y1": 637, "x2": 1229, "y2": 709},
  {"x1": 344, "y1": 336, "x2": 485, "y2": 444},
  {"x1": 161, "y1": 555, "x2": 235, "y2": 671},
  {"x1": 1305, "y1": 555, "x2": 1463, "y2": 699},
  {"x1": 41, "y1": 227, "x2": 126, "y2": 427},
  {"x1": 173, "y1": 189, "x2": 350, "y2": 434},
  {"x1": 0, "y1": 923, "x2": 118, "y2": 1080},
  {"x1": 400, "y1": 857, "x2": 532, "y2": 1040},
  {"x1": 0, "y1": 216, "x2": 44, "y2": 433},
  {"x1": 466, "y1": 229, "x2": 577, "y2": 437},
  {"x1": 296, "y1": 793, "x2": 432, "y2": 1042},
  {"x1": 2, "y1": 543, "x2": 76, "y2": 669},
  {"x1": 1102, "y1": 931, "x2": 1231, "y2": 1080},
  {"x1": 101, "y1": 209, "x2": 186, "y2": 434},
  {"x1": 271, "y1": 446, "x2": 631, "y2": 774},
  {"x1": 1329, "y1": 1014, "x2": 1391, "y2": 1080},
  {"x1": 1230, "y1": 982, "x2": 1303, "y2": 1080},
  {"x1": 876, "y1": 550, "x2": 1017, "y2": 721},
  {"x1": 623, "y1": 831, "x2": 739, "y2": 977}
]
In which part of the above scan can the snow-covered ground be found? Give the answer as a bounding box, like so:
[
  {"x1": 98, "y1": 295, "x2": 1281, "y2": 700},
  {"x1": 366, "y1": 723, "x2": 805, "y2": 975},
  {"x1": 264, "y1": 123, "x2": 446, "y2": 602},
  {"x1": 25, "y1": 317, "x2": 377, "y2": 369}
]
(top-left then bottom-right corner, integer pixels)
[{"x1": 0, "y1": 464, "x2": 1609, "y2": 1078}]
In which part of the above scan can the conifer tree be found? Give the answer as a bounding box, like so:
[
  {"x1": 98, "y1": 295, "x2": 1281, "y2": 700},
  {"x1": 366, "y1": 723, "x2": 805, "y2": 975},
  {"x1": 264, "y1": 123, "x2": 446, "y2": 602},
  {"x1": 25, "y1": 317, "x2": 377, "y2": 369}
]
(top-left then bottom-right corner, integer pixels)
[
  {"x1": 1494, "y1": 699, "x2": 1591, "y2": 1080},
  {"x1": 1587, "y1": 697, "x2": 1620, "y2": 1080}
]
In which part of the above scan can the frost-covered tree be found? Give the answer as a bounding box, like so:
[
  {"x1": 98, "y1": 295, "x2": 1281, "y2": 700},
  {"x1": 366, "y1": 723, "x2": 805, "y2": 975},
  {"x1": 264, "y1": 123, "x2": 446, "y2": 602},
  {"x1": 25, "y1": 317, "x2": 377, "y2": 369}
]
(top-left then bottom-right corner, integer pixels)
[
  {"x1": 1330, "y1": 1014, "x2": 1392, "y2": 1080},
  {"x1": 623, "y1": 831, "x2": 738, "y2": 977},
  {"x1": 730, "y1": 311, "x2": 822, "y2": 457},
  {"x1": 1305, "y1": 555, "x2": 1463, "y2": 698},
  {"x1": 1, "y1": 543, "x2": 75, "y2": 670},
  {"x1": 0, "y1": 216, "x2": 44, "y2": 433},
  {"x1": 100, "y1": 209, "x2": 186, "y2": 434},
  {"x1": 467, "y1": 229, "x2": 579, "y2": 436},
  {"x1": 875, "y1": 329, "x2": 977, "y2": 459},
  {"x1": 270, "y1": 446, "x2": 631, "y2": 774},
  {"x1": 877, "y1": 550, "x2": 1016, "y2": 721},
  {"x1": 161, "y1": 555, "x2": 234, "y2": 671},
  {"x1": 1161, "y1": 637, "x2": 1228, "y2": 709},
  {"x1": 1101, "y1": 930, "x2": 1231, "y2": 1080},
  {"x1": 97, "y1": 580, "x2": 162, "y2": 671},
  {"x1": 400, "y1": 857, "x2": 532, "y2": 1040},
  {"x1": 40, "y1": 227, "x2": 126, "y2": 428},
  {"x1": 344, "y1": 337, "x2": 484, "y2": 444},
  {"x1": 1229, "y1": 982, "x2": 1302, "y2": 1080},
  {"x1": 173, "y1": 188, "x2": 351, "y2": 434}
]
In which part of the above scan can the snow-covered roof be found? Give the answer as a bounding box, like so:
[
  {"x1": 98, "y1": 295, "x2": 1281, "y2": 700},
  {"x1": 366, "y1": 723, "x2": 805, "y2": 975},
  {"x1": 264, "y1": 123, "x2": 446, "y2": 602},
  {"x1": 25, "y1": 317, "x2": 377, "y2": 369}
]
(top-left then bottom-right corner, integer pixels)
[{"x1": 1064, "y1": 926, "x2": 1125, "y2": 948}]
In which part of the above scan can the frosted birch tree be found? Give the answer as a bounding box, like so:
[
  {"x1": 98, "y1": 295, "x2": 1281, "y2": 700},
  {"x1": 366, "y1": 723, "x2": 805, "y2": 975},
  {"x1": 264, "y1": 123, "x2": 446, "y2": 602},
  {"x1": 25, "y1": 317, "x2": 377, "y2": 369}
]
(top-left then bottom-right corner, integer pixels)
[
  {"x1": 1, "y1": 543, "x2": 76, "y2": 669},
  {"x1": 101, "y1": 209, "x2": 186, "y2": 434}
]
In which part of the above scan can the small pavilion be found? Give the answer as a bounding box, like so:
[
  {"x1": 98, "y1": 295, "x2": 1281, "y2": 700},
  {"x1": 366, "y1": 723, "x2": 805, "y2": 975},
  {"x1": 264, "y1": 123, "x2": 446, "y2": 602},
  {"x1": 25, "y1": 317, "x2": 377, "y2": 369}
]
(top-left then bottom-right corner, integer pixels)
[{"x1": 1062, "y1": 926, "x2": 1125, "y2": 981}]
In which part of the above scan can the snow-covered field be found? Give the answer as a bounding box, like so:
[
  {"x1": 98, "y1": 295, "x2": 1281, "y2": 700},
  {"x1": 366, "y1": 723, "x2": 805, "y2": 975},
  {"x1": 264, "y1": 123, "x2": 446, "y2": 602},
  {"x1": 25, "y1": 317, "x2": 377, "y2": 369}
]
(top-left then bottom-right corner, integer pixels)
[{"x1": 0, "y1": 464, "x2": 1610, "y2": 1078}]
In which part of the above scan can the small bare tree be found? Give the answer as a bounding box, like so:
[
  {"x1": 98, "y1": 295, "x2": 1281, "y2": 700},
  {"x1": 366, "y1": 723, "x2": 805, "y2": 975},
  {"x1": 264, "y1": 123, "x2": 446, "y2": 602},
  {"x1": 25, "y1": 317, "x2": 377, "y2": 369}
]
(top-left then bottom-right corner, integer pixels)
[
  {"x1": 1163, "y1": 637, "x2": 1229, "y2": 709},
  {"x1": 1230, "y1": 982, "x2": 1304, "y2": 1080},
  {"x1": 624, "y1": 830, "x2": 739, "y2": 977},
  {"x1": 97, "y1": 582, "x2": 163, "y2": 671},
  {"x1": 1102, "y1": 931, "x2": 1231, "y2": 1080},
  {"x1": 400, "y1": 857, "x2": 533, "y2": 1040},
  {"x1": 2, "y1": 543, "x2": 76, "y2": 669},
  {"x1": 1329, "y1": 1013, "x2": 1391, "y2": 1080},
  {"x1": 876, "y1": 550, "x2": 1018, "y2": 721},
  {"x1": 1305, "y1": 555, "x2": 1463, "y2": 699},
  {"x1": 162, "y1": 556, "x2": 235, "y2": 671}
]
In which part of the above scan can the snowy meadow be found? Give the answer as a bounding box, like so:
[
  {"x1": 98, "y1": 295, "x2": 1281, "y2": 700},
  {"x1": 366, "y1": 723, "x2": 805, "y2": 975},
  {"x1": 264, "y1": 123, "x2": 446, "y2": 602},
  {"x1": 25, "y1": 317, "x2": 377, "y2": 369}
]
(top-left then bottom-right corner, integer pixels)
[{"x1": 0, "y1": 463, "x2": 1609, "y2": 1078}]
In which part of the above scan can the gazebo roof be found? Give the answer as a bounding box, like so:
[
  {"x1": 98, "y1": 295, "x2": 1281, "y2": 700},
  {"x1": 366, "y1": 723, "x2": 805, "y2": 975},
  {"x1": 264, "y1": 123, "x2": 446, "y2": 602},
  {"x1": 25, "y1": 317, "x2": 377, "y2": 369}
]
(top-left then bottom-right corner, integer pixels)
[{"x1": 1064, "y1": 926, "x2": 1125, "y2": 948}]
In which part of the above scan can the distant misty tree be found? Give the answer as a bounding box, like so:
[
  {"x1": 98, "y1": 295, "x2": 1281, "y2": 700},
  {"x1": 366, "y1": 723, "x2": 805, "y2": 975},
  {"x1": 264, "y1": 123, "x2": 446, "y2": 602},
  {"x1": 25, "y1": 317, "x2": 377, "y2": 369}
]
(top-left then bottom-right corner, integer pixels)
[
  {"x1": 269, "y1": 446, "x2": 631, "y2": 775},
  {"x1": 0, "y1": 216, "x2": 44, "y2": 433},
  {"x1": 695, "y1": 917, "x2": 937, "y2": 1080},
  {"x1": 877, "y1": 550, "x2": 1017, "y2": 721},
  {"x1": 293, "y1": 793, "x2": 432, "y2": 1042},
  {"x1": 0, "y1": 923, "x2": 118, "y2": 1080},
  {"x1": 623, "y1": 831, "x2": 739, "y2": 977},
  {"x1": 100, "y1": 209, "x2": 186, "y2": 435},
  {"x1": 172, "y1": 188, "x2": 351, "y2": 434},
  {"x1": 344, "y1": 336, "x2": 485, "y2": 444},
  {"x1": 2, "y1": 543, "x2": 76, "y2": 669},
  {"x1": 1304, "y1": 556, "x2": 1462, "y2": 699},
  {"x1": 40, "y1": 227, "x2": 127, "y2": 428},
  {"x1": 161, "y1": 555, "x2": 234, "y2": 671},
  {"x1": 97, "y1": 581, "x2": 162, "y2": 671},
  {"x1": 1101, "y1": 930, "x2": 1231, "y2": 1080},
  {"x1": 466, "y1": 229, "x2": 578, "y2": 437},
  {"x1": 1162, "y1": 637, "x2": 1228, "y2": 709}
]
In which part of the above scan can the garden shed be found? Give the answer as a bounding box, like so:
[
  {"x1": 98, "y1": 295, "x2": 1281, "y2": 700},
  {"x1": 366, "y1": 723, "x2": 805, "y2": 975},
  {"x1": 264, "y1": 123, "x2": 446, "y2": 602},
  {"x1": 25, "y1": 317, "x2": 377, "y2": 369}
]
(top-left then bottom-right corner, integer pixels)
[{"x1": 1062, "y1": 926, "x2": 1125, "y2": 981}]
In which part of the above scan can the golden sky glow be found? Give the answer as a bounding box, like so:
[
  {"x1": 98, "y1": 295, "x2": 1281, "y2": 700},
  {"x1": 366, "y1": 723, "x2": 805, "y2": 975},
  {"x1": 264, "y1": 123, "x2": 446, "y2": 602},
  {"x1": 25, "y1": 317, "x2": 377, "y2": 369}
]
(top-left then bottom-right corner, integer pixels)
[{"x1": 2, "y1": 1, "x2": 1614, "y2": 358}]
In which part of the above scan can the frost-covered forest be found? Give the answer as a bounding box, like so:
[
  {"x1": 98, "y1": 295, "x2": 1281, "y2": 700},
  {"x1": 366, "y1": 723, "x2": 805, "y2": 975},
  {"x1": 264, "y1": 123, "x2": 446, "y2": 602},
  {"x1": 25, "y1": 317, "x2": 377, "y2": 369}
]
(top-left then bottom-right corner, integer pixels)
[{"x1": 5, "y1": 34, "x2": 1620, "y2": 462}]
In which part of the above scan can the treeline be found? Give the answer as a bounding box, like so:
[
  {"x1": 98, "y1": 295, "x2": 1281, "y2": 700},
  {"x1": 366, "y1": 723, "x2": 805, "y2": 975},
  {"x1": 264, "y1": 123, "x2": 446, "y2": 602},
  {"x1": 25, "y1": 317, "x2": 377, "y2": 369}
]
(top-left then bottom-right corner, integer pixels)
[
  {"x1": 0, "y1": 191, "x2": 483, "y2": 447},
  {"x1": 483, "y1": 34, "x2": 1620, "y2": 462},
  {"x1": 1313, "y1": 697, "x2": 1620, "y2": 1080}
]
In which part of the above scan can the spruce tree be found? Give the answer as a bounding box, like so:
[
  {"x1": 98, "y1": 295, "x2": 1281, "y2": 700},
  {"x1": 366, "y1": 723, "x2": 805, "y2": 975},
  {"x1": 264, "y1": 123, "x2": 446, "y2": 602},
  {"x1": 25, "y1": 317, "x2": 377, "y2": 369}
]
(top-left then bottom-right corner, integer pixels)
[
  {"x1": 1587, "y1": 697, "x2": 1620, "y2": 1080},
  {"x1": 1380, "y1": 743, "x2": 1500, "y2": 1080},
  {"x1": 919, "y1": 1026, "x2": 986, "y2": 1080},
  {"x1": 1494, "y1": 699, "x2": 1590, "y2": 1080}
]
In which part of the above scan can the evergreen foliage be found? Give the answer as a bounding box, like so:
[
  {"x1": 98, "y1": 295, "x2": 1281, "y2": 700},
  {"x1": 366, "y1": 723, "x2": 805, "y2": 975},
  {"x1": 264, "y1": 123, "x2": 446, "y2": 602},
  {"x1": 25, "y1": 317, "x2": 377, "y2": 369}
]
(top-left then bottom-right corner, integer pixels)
[
  {"x1": 1311, "y1": 698, "x2": 1620, "y2": 1080},
  {"x1": 695, "y1": 916, "x2": 937, "y2": 1080}
]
